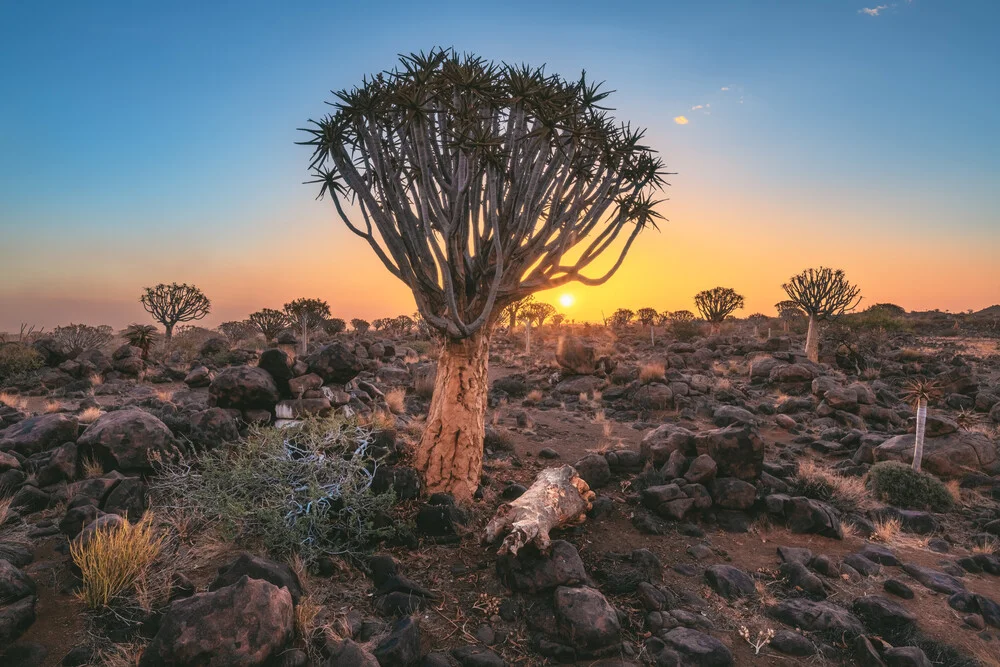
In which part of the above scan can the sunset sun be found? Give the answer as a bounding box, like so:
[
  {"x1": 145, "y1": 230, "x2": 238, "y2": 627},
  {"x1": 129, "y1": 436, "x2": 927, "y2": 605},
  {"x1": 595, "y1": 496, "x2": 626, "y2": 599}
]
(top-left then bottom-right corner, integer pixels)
[{"x1": 559, "y1": 293, "x2": 575, "y2": 308}]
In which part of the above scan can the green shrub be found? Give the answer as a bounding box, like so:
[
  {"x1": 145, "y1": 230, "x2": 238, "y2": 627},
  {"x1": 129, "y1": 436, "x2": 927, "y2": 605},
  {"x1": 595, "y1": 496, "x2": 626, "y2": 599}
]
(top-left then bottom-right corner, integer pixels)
[
  {"x1": 671, "y1": 320, "x2": 702, "y2": 342},
  {"x1": 151, "y1": 416, "x2": 398, "y2": 563},
  {"x1": 866, "y1": 462, "x2": 953, "y2": 512},
  {"x1": 0, "y1": 342, "x2": 43, "y2": 381}
]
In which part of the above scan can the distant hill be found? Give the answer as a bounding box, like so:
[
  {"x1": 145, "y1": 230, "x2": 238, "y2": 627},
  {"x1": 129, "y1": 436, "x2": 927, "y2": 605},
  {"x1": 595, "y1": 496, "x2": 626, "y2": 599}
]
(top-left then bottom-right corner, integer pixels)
[{"x1": 975, "y1": 305, "x2": 1000, "y2": 316}]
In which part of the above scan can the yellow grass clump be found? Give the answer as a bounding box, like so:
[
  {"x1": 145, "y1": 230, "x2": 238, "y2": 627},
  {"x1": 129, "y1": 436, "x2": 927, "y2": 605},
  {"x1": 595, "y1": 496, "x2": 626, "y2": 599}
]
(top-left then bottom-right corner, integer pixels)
[
  {"x1": 639, "y1": 362, "x2": 666, "y2": 384},
  {"x1": 872, "y1": 517, "x2": 902, "y2": 543},
  {"x1": 78, "y1": 406, "x2": 104, "y2": 424},
  {"x1": 44, "y1": 400, "x2": 62, "y2": 414},
  {"x1": 82, "y1": 456, "x2": 104, "y2": 479},
  {"x1": 526, "y1": 389, "x2": 543, "y2": 403},
  {"x1": 0, "y1": 391, "x2": 28, "y2": 411},
  {"x1": 385, "y1": 387, "x2": 406, "y2": 415},
  {"x1": 70, "y1": 513, "x2": 164, "y2": 609}
]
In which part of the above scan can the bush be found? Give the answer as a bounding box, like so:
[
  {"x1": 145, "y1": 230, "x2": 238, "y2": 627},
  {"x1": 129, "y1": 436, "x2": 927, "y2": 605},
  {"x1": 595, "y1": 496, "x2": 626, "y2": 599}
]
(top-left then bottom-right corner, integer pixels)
[
  {"x1": 151, "y1": 416, "x2": 397, "y2": 563},
  {"x1": 69, "y1": 513, "x2": 164, "y2": 608},
  {"x1": 671, "y1": 319, "x2": 702, "y2": 342},
  {"x1": 866, "y1": 462, "x2": 953, "y2": 512},
  {"x1": 0, "y1": 342, "x2": 43, "y2": 381}
]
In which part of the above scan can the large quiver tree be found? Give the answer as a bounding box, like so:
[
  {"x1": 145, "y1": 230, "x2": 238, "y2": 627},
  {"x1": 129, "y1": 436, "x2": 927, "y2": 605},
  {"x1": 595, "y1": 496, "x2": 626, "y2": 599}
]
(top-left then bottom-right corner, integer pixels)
[
  {"x1": 302, "y1": 49, "x2": 667, "y2": 501},
  {"x1": 782, "y1": 267, "x2": 862, "y2": 363}
]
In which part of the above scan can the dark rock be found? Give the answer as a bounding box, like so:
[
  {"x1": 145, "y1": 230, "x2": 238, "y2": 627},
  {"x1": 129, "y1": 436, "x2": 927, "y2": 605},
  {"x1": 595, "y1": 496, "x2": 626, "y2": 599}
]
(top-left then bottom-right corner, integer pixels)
[
  {"x1": 709, "y1": 478, "x2": 756, "y2": 510},
  {"x1": 843, "y1": 554, "x2": 882, "y2": 577},
  {"x1": 210, "y1": 553, "x2": 303, "y2": 604},
  {"x1": 573, "y1": 454, "x2": 611, "y2": 488},
  {"x1": 77, "y1": 409, "x2": 176, "y2": 471},
  {"x1": 309, "y1": 343, "x2": 364, "y2": 385},
  {"x1": 769, "y1": 629, "x2": 814, "y2": 656},
  {"x1": 0, "y1": 415, "x2": 79, "y2": 457},
  {"x1": 883, "y1": 579, "x2": 914, "y2": 599},
  {"x1": 661, "y1": 627, "x2": 733, "y2": 666},
  {"x1": 139, "y1": 576, "x2": 293, "y2": 666},
  {"x1": 884, "y1": 646, "x2": 932, "y2": 667},
  {"x1": 704, "y1": 565, "x2": 755, "y2": 600},
  {"x1": 901, "y1": 563, "x2": 965, "y2": 594},
  {"x1": 768, "y1": 598, "x2": 864, "y2": 636},
  {"x1": 496, "y1": 541, "x2": 588, "y2": 593},
  {"x1": 208, "y1": 366, "x2": 279, "y2": 411},
  {"x1": 373, "y1": 617, "x2": 422, "y2": 667},
  {"x1": 692, "y1": 424, "x2": 764, "y2": 480},
  {"x1": 451, "y1": 645, "x2": 504, "y2": 667},
  {"x1": 779, "y1": 561, "x2": 826, "y2": 597},
  {"x1": 852, "y1": 595, "x2": 917, "y2": 636},
  {"x1": 554, "y1": 585, "x2": 621, "y2": 651}
]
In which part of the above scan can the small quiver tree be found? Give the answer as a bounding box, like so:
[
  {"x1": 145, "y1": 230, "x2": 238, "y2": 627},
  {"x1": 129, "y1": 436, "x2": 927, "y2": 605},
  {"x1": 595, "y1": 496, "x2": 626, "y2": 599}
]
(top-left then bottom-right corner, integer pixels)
[
  {"x1": 519, "y1": 302, "x2": 556, "y2": 355},
  {"x1": 901, "y1": 378, "x2": 941, "y2": 473},
  {"x1": 301, "y1": 49, "x2": 667, "y2": 501},
  {"x1": 636, "y1": 307, "x2": 658, "y2": 344},
  {"x1": 248, "y1": 309, "x2": 289, "y2": 343},
  {"x1": 284, "y1": 298, "x2": 331, "y2": 354},
  {"x1": 694, "y1": 287, "x2": 744, "y2": 334},
  {"x1": 775, "y1": 300, "x2": 804, "y2": 333},
  {"x1": 782, "y1": 267, "x2": 862, "y2": 363},
  {"x1": 140, "y1": 283, "x2": 211, "y2": 342}
]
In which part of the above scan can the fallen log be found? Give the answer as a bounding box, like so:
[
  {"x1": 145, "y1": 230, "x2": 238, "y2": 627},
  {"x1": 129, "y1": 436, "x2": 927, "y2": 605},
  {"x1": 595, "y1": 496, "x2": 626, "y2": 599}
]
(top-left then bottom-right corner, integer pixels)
[{"x1": 483, "y1": 465, "x2": 595, "y2": 556}]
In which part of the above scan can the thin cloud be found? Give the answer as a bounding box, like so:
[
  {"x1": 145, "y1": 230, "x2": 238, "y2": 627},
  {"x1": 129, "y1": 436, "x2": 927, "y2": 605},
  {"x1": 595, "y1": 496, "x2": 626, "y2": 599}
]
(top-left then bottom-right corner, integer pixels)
[
  {"x1": 673, "y1": 116, "x2": 689, "y2": 125},
  {"x1": 720, "y1": 86, "x2": 730, "y2": 91},
  {"x1": 859, "y1": 5, "x2": 888, "y2": 15},
  {"x1": 691, "y1": 104, "x2": 709, "y2": 111}
]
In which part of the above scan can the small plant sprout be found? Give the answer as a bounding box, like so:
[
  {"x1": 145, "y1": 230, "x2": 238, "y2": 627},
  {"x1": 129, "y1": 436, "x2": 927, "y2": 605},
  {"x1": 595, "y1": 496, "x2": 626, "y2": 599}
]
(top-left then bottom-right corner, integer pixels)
[
  {"x1": 900, "y1": 378, "x2": 941, "y2": 472},
  {"x1": 738, "y1": 625, "x2": 775, "y2": 655}
]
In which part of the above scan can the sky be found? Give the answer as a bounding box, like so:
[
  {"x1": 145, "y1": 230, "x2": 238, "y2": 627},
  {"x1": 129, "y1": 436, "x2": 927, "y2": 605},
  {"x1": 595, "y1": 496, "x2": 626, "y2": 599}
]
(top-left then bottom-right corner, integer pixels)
[{"x1": 1, "y1": 0, "x2": 998, "y2": 332}]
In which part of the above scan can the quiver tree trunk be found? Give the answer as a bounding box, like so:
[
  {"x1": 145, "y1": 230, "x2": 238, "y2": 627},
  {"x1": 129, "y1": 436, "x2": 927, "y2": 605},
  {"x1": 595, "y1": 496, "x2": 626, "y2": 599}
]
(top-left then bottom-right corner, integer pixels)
[
  {"x1": 164, "y1": 323, "x2": 174, "y2": 342},
  {"x1": 805, "y1": 315, "x2": 820, "y2": 363},
  {"x1": 912, "y1": 399, "x2": 927, "y2": 472},
  {"x1": 483, "y1": 465, "x2": 595, "y2": 555},
  {"x1": 524, "y1": 322, "x2": 532, "y2": 355},
  {"x1": 414, "y1": 330, "x2": 492, "y2": 502}
]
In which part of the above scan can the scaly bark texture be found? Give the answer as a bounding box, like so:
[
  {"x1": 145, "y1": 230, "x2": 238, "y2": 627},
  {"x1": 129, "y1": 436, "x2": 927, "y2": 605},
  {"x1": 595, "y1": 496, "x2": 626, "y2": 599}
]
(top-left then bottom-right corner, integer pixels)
[
  {"x1": 913, "y1": 399, "x2": 927, "y2": 472},
  {"x1": 483, "y1": 465, "x2": 596, "y2": 555},
  {"x1": 805, "y1": 315, "x2": 819, "y2": 363},
  {"x1": 415, "y1": 331, "x2": 492, "y2": 502}
]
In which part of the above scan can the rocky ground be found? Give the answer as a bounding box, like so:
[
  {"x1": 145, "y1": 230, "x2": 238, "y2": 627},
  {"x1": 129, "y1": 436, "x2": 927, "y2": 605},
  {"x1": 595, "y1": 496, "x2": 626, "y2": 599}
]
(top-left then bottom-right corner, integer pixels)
[{"x1": 1, "y1": 322, "x2": 1000, "y2": 666}]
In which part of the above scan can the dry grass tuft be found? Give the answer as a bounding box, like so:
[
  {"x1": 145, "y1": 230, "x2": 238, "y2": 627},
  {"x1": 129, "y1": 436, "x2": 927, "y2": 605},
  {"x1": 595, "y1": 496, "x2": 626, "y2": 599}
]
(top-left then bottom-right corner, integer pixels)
[
  {"x1": 945, "y1": 479, "x2": 962, "y2": 505},
  {"x1": 385, "y1": 387, "x2": 406, "y2": 415},
  {"x1": 155, "y1": 388, "x2": 174, "y2": 403},
  {"x1": 70, "y1": 513, "x2": 164, "y2": 608},
  {"x1": 0, "y1": 391, "x2": 28, "y2": 411},
  {"x1": 526, "y1": 389, "x2": 543, "y2": 403},
  {"x1": 78, "y1": 406, "x2": 104, "y2": 424},
  {"x1": 796, "y1": 460, "x2": 870, "y2": 511},
  {"x1": 94, "y1": 643, "x2": 144, "y2": 667},
  {"x1": 0, "y1": 497, "x2": 13, "y2": 527},
  {"x1": 639, "y1": 362, "x2": 666, "y2": 384},
  {"x1": 44, "y1": 400, "x2": 62, "y2": 414},
  {"x1": 82, "y1": 456, "x2": 104, "y2": 479},
  {"x1": 972, "y1": 537, "x2": 998, "y2": 555},
  {"x1": 89, "y1": 373, "x2": 104, "y2": 386},
  {"x1": 872, "y1": 517, "x2": 902, "y2": 543}
]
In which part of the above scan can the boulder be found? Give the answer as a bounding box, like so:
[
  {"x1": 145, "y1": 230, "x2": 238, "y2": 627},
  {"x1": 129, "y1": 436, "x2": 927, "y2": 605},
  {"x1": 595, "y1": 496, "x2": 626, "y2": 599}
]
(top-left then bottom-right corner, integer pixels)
[
  {"x1": 139, "y1": 576, "x2": 294, "y2": 667},
  {"x1": 553, "y1": 586, "x2": 621, "y2": 651},
  {"x1": 874, "y1": 431, "x2": 997, "y2": 476},
  {"x1": 496, "y1": 541, "x2": 589, "y2": 593},
  {"x1": 692, "y1": 424, "x2": 764, "y2": 480},
  {"x1": 308, "y1": 343, "x2": 364, "y2": 385},
  {"x1": 0, "y1": 414, "x2": 79, "y2": 456},
  {"x1": 556, "y1": 339, "x2": 597, "y2": 375},
  {"x1": 661, "y1": 627, "x2": 734, "y2": 666},
  {"x1": 210, "y1": 553, "x2": 304, "y2": 604},
  {"x1": 209, "y1": 366, "x2": 279, "y2": 411},
  {"x1": 640, "y1": 424, "x2": 694, "y2": 465},
  {"x1": 768, "y1": 598, "x2": 864, "y2": 636},
  {"x1": 77, "y1": 409, "x2": 175, "y2": 471},
  {"x1": 704, "y1": 565, "x2": 755, "y2": 600}
]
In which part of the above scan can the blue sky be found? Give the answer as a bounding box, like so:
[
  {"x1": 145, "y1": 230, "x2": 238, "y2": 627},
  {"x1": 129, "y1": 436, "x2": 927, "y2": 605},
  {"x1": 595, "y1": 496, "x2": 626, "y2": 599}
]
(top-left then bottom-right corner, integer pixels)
[{"x1": 1, "y1": 0, "x2": 997, "y2": 329}]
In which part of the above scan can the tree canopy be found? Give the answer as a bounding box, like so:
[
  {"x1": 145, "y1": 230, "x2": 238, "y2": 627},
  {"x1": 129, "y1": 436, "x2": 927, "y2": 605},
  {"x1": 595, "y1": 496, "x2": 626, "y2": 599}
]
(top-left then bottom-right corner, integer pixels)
[{"x1": 301, "y1": 48, "x2": 668, "y2": 340}]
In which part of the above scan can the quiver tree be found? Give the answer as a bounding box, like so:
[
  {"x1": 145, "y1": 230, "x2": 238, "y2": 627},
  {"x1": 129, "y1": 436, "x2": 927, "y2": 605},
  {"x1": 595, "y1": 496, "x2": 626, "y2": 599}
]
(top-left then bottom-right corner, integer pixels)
[
  {"x1": 746, "y1": 313, "x2": 769, "y2": 338},
  {"x1": 248, "y1": 308, "x2": 289, "y2": 343},
  {"x1": 607, "y1": 308, "x2": 635, "y2": 329},
  {"x1": 350, "y1": 318, "x2": 370, "y2": 334},
  {"x1": 901, "y1": 379, "x2": 941, "y2": 472},
  {"x1": 694, "y1": 287, "x2": 744, "y2": 334},
  {"x1": 217, "y1": 320, "x2": 255, "y2": 345},
  {"x1": 775, "y1": 299, "x2": 804, "y2": 332},
  {"x1": 284, "y1": 298, "x2": 331, "y2": 354},
  {"x1": 140, "y1": 283, "x2": 210, "y2": 341},
  {"x1": 782, "y1": 267, "x2": 862, "y2": 363},
  {"x1": 519, "y1": 302, "x2": 556, "y2": 354},
  {"x1": 501, "y1": 295, "x2": 535, "y2": 333},
  {"x1": 323, "y1": 317, "x2": 347, "y2": 336},
  {"x1": 302, "y1": 48, "x2": 667, "y2": 501},
  {"x1": 636, "y1": 307, "x2": 658, "y2": 344}
]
